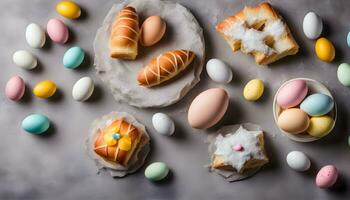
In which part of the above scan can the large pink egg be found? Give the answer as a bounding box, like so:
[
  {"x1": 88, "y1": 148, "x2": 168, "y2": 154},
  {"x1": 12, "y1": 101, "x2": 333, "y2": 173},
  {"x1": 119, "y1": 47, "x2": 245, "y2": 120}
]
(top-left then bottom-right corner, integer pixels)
[
  {"x1": 277, "y1": 79, "x2": 308, "y2": 109},
  {"x1": 188, "y1": 88, "x2": 229, "y2": 129},
  {"x1": 316, "y1": 165, "x2": 338, "y2": 188},
  {"x1": 5, "y1": 75, "x2": 25, "y2": 101},
  {"x1": 47, "y1": 18, "x2": 69, "y2": 44}
]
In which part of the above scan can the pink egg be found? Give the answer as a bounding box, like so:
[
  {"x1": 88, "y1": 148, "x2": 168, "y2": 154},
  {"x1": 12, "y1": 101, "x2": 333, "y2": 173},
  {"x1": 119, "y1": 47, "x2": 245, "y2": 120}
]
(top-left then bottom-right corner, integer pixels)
[
  {"x1": 5, "y1": 75, "x2": 25, "y2": 101},
  {"x1": 316, "y1": 165, "x2": 338, "y2": 188},
  {"x1": 187, "y1": 88, "x2": 229, "y2": 129},
  {"x1": 47, "y1": 18, "x2": 69, "y2": 44},
  {"x1": 277, "y1": 79, "x2": 308, "y2": 109}
]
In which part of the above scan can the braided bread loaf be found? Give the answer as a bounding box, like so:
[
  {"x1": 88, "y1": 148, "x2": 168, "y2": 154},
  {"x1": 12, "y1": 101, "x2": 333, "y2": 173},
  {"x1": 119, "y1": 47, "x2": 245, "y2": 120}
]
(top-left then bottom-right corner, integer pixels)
[
  {"x1": 109, "y1": 6, "x2": 139, "y2": 60},
  {"x1": 137, "y1": 49, "x2": 195, "y2": 87}
]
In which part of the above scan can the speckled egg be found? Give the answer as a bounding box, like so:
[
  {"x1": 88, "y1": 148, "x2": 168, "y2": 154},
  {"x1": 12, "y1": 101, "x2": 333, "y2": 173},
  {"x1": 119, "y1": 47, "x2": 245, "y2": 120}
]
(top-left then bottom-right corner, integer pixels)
[
  {"x1": 316, "y1": 165, "x2": 338, "y2": 188},
  {"x1": 22, "y1": 114, "x2": 50, "y2": 134},
  {"x1": 277, "y1": 108, "x2": 310, "y2": 134},
  {"x1": 5, "y1": 75, "x2": 25, "y2": 101},
  {"x1": 315, "y1": 37, "x2": 335, "y2": 62},
  {"x1": 63, "y1": 46, "x2": 85, "y2": 69},
  {"x1": 144, "y1": 162, "x2": 169, "y2": 181},
  {"x1": 300, "y1": 93, "x2": 334, "y2": 116}
]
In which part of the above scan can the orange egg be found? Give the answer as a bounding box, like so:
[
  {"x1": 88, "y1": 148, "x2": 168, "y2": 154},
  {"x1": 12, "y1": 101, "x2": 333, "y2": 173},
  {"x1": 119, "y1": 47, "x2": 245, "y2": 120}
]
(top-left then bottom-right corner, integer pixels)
[
  {"x1": 277, "y1": 108, "x2": 310, "y2": 134},
  {"x1": 315, "y1": 37, "x2": 335, "y2": 62}
]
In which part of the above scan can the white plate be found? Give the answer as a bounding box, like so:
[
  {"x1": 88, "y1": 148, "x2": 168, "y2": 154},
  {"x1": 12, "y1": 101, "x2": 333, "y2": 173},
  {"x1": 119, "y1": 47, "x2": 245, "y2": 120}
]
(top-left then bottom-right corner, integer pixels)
[{"x1": 273, "y1": 78, "x2": 337, "y2": 142}]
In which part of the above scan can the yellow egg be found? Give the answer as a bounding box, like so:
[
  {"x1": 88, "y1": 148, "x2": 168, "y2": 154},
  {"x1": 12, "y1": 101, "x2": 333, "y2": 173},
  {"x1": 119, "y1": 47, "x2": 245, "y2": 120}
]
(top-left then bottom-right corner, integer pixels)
[
  {"x1": 56, "y1": 1, "x2": 81, "y2": 19},
  {"x1": 315, "y1": 37, "x2": 335, "y2": 62},
  {"x1": 119, "y1": 136, "x2": 131, "y2": 151},
  {"x1": 243, "y1": 79, "x2": 264, "y2": 101},
  {"x1": 33, "y1": 80, "x2": 57, "y2": 98},
  {"x1": 307, "y1": 116, "x2": 334, "y2": 137}
]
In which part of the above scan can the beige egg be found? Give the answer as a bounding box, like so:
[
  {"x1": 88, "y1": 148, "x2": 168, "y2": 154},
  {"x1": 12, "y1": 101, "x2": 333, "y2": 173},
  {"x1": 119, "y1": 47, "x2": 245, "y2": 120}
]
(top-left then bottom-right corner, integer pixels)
[
  {"x1": 140, "y1": 16, "x2": 166, "y2": 46},
  {"x1": 277, "y1": 108, "x2": 310, "y2": 134},
  {"x1": 188, "y1": 88, "x2": 229, "y2": 129}
]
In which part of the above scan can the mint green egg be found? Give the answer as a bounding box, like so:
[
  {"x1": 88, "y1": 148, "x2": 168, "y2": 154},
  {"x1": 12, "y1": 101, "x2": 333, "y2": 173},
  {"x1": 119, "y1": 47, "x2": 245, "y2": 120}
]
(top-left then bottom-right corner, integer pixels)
[
  {"x1": 347, "y1": 32, "x2": 350, "y2": 48},
  {"x1": 63, "y1": 46, "x2": 85, "y2": 69},
  {"x1": 144, "y1": 162, "x2": 169, "y2": 181},
  {"x1": 337, "y1": 63, "x2": 350, "y2": 86},
  {"x1": 22, "y1": 114, "x2": 50, "y2": 134}
]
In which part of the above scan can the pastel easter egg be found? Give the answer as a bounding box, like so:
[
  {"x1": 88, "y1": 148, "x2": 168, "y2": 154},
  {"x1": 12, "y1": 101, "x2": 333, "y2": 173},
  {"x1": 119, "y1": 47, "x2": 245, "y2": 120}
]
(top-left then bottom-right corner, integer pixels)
[
  {"x1": 337, "y1": 63, "x2": 350, "y2": 86},
  {"x1": 316, "y1": 165, "x2": 338, "y2": 188},
  {"x1": 152, "y1": 113, "x2": 175, "y2": 136},
  {"x1": 144, "y1": 162, "x2": 169, "y2": 181},
  {"x1": 300, "y1": 93, "x2": 334, "y2": 116},
  {"x1": 243, "y1": 79, "x2": 264, "y2": 101},
  {"x1": 307, "y1": 116, "x2": 334, "y2": 137},
  {"x1": 72, "y1": 77, "x2": 94, "y2": 101},
  {"x1": 5, "y1": 75, "x2": 25, "y2": 101},
  {"x1": 47, "y1": 18, "x2": 69, "y2": 44},
  {"x1": 286, "y1": 151, "x2": 311, "y2": 172},
  {"x1": 22, "y1": 114, "x2": 50, "y2": 134},
  {"x1": 303, "y1": 12, "x2": 323, "y2": 40},
  {"x1": 13, "y1": 50, "x2": 37, "y2": 70},
  {"x1": 56, "y1": 1, "x2": 81, "y2": 19},
  {"x1": 140, "y1": 16, "x2": 166, "y2": 46},
  {"x1": 188, "y1": 88, "x2": 229, "y2": 129},
  {"x1": 206, "y1": 58, "x2": 233, "y2": 83},
  {"x1": 276, "y1": 79, "x2": 308, "y2": 109},
  {"x1": 347, "y1": 32, "x2": 350, "y2": 48},
  {"x1": 277, "y1": 108, "x2": 310, "y2": 134},
  {"x1": 63, "y1": 46, "x2": 85, "y2": 69},
  {"x1": 33, "y1": 80, "x2": 57, "y2": 99},
  {"x1": 315, "y1": 37, "x2": 335, "y2": 62},
  {"x1": 26, "y1": 23, "x2": 46, "y2": 48}
]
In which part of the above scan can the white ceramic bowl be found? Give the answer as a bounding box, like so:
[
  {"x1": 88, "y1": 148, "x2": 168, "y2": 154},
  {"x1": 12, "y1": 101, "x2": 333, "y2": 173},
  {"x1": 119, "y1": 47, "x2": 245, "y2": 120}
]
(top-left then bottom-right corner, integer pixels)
[{"x1": 273, "y1": 78, "x2": 337, "y2": 142}]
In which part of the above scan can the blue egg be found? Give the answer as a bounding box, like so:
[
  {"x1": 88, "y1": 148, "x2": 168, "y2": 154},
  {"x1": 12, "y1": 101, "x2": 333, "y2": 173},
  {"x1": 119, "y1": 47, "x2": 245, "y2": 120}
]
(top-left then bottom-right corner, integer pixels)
[
  {"x1": 300, "y1": 93, "x2": 334, "y2": 116},
  {"x1": 347, "y1": 32, "x2": 350, "y2": 48},
  {"x1": 22, "y1": 114, "x2": 50, "y2": 134},
  {"x1": 63, "y1": 46, "x2": 85, "y2": 69}
]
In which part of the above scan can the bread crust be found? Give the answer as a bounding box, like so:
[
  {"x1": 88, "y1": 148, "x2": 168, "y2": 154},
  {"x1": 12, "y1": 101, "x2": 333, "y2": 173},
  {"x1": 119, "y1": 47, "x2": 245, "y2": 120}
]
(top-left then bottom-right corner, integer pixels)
[
  {"x1": 109, "y1": 6, "x2": 139, "y2": 60},
  {"x1": 216, "y1": 2, "x2": 299, "y2": 65},
  {"x1": 137, "y1": 50, "x2": 195, "y2": 87}
]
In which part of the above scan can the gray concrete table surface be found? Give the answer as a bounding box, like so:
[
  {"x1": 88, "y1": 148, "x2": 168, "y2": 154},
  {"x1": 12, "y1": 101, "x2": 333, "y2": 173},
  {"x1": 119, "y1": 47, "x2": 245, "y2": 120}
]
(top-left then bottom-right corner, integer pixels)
[{"x1": 0, "y1": 0, "x2": 349, "y2": 199}]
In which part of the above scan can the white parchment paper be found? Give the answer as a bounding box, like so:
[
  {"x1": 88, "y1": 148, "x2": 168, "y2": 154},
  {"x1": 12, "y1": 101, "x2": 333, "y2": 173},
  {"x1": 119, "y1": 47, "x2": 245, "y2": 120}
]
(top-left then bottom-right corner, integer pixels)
[
  {"x1": 93, "y1": 0, "x2": 205, "y2": 108},
  {"x1": 86, "y1": 112, "x2": 150, "y2": 177},
  {"x1": 207, "y1": 123, "x2": 267, "y2": 182}
]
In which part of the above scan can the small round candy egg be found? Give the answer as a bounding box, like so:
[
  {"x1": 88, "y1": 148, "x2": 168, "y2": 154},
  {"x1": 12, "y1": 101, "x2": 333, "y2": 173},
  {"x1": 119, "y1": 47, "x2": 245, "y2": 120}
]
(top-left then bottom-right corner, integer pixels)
[
  {"x1": 206, "y1": 58, "x2": 233, "y2": 83},
  {"x1": 47, "y1": 18, "x2": 69, "y2": 44},
  {"x1": 13, "y1": 50, "x2": 37, "y2": 70},
  {"x1": 145, "y1": 162, "x2": 169, "y2": 181},
  {"x1": 56, "y1": 1, "x2": 81, "y2": 19},
  {"x1": 22, "y1": 114, "x2": 50, "y2": 134},
  {"x1": 33, "y1": 80, "x2": 57, "y2": 99},
  {"x1": 63, "y1": 46, "x2": 85, "y2": 69},
  {"x1": 72, "y1": 77, "x2": 94, "y2": 101},
  {"x1": 286, "y1": 151, "x2": 311, "y2": 172},
  {"x1": 315, "y1": 37, "x2": 335, "y2": 62},
  {"x1": 316, "y1": 165, "x2": 338, "y2": 188},
  {"x1": 5, "y1": 75, "x2": 25, "y2": 101},
  {"x1": 152, "y1": 113, "x2": 175, "y2": 136},
  {"x1": 243, "y1": 79, "x2": 264, "y2": 101}
]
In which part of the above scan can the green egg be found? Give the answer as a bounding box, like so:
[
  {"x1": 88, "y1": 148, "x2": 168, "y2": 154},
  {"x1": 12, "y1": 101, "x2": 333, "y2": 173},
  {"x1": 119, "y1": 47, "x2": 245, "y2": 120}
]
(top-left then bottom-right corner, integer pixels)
[
  {"x1": 22, "y1": 113, "x2": 50, "y2": 134},
  {"x1": 337, "y1": 63, "x2": 350, "y2": 87},
  {"x1": 63, "y1": 46, "x2": 85, "y2": 69},
  {"x1": 144, "y1": 162, "x2": 169, "y2": 181}
]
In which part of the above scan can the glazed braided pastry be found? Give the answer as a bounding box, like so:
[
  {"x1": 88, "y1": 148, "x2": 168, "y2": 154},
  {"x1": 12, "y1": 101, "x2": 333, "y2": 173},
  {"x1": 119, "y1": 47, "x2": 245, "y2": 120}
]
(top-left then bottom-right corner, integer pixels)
[
  {"x1": 109, "y1": 6, "x2": 139, "y2": 60},
  {"x1": 137, "y1": 49, "x2": 195, "y2": 87}
]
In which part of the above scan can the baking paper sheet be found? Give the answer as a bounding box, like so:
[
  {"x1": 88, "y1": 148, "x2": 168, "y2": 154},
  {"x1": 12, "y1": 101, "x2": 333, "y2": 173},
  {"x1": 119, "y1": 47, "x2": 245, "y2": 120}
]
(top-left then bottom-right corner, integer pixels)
[{"x1": 93, "y1": 0, "x2": 205, "y2": 108}]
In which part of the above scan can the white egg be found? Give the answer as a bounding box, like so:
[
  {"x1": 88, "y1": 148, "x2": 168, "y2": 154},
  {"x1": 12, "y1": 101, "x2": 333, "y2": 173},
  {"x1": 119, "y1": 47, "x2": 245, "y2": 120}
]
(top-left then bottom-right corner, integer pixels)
[
  {"x1": 72, "y1": 77, "x2": 94, "y2": 101},
  {"x1": 286, "y1": 151, "x2": 311, "y2": 172},
  {"x1": 206, "y1": 58, "x2": 232, "y2": 83},
  {"x1": 303, "y1": 12, "x2": 323, "y2": 39},
  {"x1": 152, "y1": 113, "x2": 175, "y2": 136},
  {"x1": 12, "y1": 50, "x2": 37, "y2": 69},
  {"x1": 26, "y1": 23, "x2": 46, "y2": 48}
]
